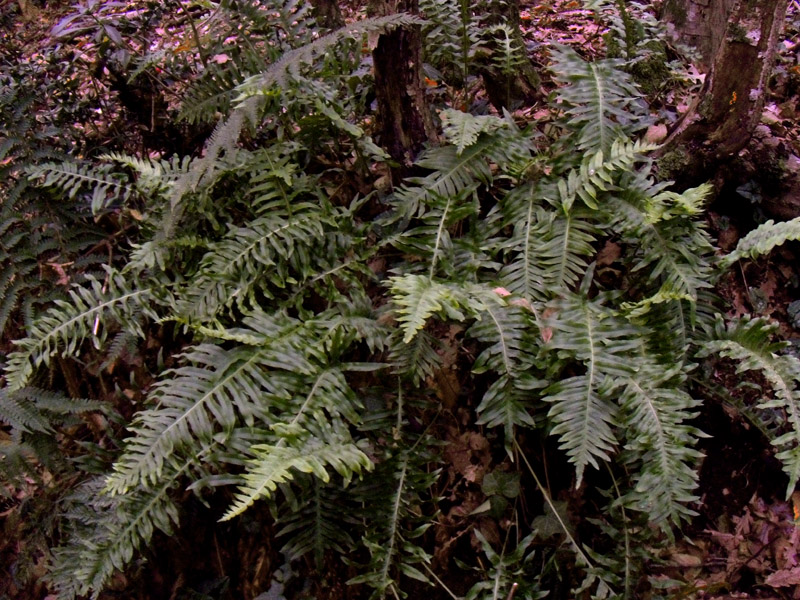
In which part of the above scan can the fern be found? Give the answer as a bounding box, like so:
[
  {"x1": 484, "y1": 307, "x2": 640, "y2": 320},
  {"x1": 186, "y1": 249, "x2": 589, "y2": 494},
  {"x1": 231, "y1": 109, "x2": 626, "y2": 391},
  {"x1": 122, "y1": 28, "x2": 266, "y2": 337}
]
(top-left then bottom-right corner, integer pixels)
[
  {"x1": 48, "y1": 468, "x2": 185, "y2": 600},
  {"x1": 106, "y1": 313, "x2": 318, "y2": 494},
  {"x1": 719, "y1": 217, "x2": 800, "y2": 268},
  {"x1": 462, "y1": 530, "x2": 545, "y2": 600},
  {"x1": 543, "y1": 292, "x2": 643, "y2": 485},
  {"x1": 470, "y1": 302, "x2": 545, "y2": 452},
  {"x1": 4, "y1": 271, "x2": 158, "y2": 392},
  {"x1": 222, "y1": 436, "x2": 372, "y2": 521},
  {"x1": 618, "y1": 363, "x2": 702, "y2": 526},
  {"x1": 551, "y1": 45, "x2": 650, "y2": 154},
  {"x1": 699, "y1": 317, "x2": 800, "y2": 497},
  {"x1": 27, "y1": 161, "x2": 136, "y2": 215}
]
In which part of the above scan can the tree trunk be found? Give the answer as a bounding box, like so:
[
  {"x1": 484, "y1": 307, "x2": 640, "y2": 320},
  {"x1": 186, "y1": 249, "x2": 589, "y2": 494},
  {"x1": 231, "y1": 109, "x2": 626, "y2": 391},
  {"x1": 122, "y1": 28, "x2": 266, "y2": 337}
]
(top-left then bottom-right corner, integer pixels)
[
  {"x1": 658, "y1": 0, "x2": 789, "y2": 185},
  {"x1": 661, "y1": 0, "x2": 738, "y2": 70},
  {"x1": 369, "y1": 0, "x2": 437, "y2": 178}
]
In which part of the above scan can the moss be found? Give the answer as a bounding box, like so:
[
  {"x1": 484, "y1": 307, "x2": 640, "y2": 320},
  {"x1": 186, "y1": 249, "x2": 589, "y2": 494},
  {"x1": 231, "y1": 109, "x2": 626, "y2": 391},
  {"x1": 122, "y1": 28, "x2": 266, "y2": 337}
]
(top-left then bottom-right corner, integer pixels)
[
  {"x1": 656, "y1": 148, "x2": 692, "y2": 181},
  {"x1": 629, "y1": 44, "x2": 672, "y2": 96}
]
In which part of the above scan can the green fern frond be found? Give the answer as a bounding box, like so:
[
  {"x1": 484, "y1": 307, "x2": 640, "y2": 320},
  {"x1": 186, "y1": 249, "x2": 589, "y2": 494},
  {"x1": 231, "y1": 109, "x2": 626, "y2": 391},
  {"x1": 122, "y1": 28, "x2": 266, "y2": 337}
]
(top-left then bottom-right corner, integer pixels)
[
  {"x1": 619, "y1": 364, "x2": 702, "y2": 526},
  {"x1": 440, "y1": 109, "x2": 508, "y2": 155},
  {"x1": 0, "y1": 388, "x2": 52, "y2": 433},
  {"x1": 390, "y1": 275, "x2": 477, "y2": 343},
  {"x1": 464, "y1": 530, "x2": 545, "y2": 600},
  {"x1": 388, "y1": 330, "x2": 443, "y2": 385},
  {"x1": 106, "y1": 322, "x2": 316, "y2": 494},
  {"x1": 544, "y1": 292, "x2": 643, "y2": 484},
  {"x1": 348, "y1": 443, "x2": 437, "y2": 599},
  {"x1": 4, "y1": 271, "x2": 157, "y2": 392},
  {"x1": 551, "y1": 45, "x2": 649, "y2": 153},
  {"x1": 719, "y1": 217, "x2": 800, "y2": 269},
  {"x1": 222, "y1": 437, "x2": 372, "y2": 521},
  {"x1": 499, "y1": 205, "x2": 598, "y2": 300},
  {"x1": 469, "y1": 303, "x2": 545, "y2": 452},
  {"x1": 27, "y1": 161, "x2": 135, "y2": 215},
  {"x1": 699, "y1": 317, "x2": 800, "y2": 497},
  {"x1": 277, "y1": 474, "x2": 358, "y2": 567},
  {"x1": 48, "y1": 468, "x2": 184, "y2": 600}
]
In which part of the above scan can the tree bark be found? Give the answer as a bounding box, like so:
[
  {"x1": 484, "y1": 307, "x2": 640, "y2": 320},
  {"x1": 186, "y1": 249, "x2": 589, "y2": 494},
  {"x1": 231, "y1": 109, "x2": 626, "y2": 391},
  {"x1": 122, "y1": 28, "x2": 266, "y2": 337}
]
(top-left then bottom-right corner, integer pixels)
[
  {"x1": 658, "y1": 0, "x2": 789, "y2": 185},
  {"x1": 369, "y1": 0, "x2": 437, "y2": 178},
  {"x1": 661, "y1": 0, "x2": 738, "y2": 71}
]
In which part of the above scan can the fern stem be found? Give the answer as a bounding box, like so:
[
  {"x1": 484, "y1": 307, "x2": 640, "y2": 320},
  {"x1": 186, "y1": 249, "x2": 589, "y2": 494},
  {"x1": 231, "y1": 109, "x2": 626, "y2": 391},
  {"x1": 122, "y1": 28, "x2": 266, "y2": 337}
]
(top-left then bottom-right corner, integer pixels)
[
  {"x1": 605, "y1": 464, "x2": 633, "y2": 600},
  {"x1": 422, "y1": 563, "x2": 460, "y2": 600},
  {"x1": 514, "y1": 439, "x2": 596, "y2": 572},
  {"x1": 429, "y1": 194, "x2": 453, "y2": 280}
]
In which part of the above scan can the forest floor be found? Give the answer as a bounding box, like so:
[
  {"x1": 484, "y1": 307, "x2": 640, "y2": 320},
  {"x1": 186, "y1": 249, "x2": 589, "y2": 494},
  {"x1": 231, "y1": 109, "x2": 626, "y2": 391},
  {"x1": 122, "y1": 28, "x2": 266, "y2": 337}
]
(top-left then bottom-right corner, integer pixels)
[{"x1": 4, "y1": 0, "x2": 800, "y2": 598}]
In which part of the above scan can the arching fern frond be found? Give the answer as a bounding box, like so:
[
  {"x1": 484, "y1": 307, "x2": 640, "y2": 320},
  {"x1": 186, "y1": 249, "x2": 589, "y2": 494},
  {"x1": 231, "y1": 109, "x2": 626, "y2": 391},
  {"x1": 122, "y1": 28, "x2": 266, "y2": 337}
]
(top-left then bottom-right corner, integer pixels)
[
  {"x1": 544, "y1": 292, "x2": 643, "y2": 484},
  {"x1": 698, "y1": 317, "x2": 800, "y2": 497},
  {"x1": 4, "y1": 271, "x2": 157, "y2": 392},
  {"x1": 719, "y1": 217, "x2": 800, "y2": 269}
]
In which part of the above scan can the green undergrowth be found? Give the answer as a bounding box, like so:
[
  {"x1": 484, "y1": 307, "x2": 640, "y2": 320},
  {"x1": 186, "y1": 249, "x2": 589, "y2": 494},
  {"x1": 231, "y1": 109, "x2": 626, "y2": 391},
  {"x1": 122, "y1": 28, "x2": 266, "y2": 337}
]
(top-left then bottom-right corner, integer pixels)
[{"x1": 3, "y1": 1, "x2": 800, "y2": 599}]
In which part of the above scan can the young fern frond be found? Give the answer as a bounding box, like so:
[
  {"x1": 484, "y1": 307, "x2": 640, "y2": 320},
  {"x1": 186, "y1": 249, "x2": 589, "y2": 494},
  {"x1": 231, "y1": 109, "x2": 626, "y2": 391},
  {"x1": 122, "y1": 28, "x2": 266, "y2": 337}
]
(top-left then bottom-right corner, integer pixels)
[
  {"x1": 699, "y1": 317, "x2": 800, "y2": 497},
  {"x1": 464, "y1": 530, "x2": 544, "y2": 600},
  {"x1": 719, "y1": 217, "x2": 800, "y2": 269}
]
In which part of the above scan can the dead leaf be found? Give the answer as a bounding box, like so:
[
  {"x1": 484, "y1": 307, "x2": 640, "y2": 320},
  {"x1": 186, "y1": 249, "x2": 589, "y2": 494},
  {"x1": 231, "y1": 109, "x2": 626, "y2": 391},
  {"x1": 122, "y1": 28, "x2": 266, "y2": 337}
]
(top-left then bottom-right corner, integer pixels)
[
  {"x1": 596, "y1": 241, "x2": 621, "y2": 266},
  {"x1": 644, "y1": 124, "x2": 668, "y2": 144},
  {"x1": 766, "y1": 566, "x2": 800, "y2": 587}
]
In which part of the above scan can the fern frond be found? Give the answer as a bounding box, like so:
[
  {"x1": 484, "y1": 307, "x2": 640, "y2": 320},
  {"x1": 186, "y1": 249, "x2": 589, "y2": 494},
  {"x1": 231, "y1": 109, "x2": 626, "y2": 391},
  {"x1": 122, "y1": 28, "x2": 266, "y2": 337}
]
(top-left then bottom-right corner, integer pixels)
[
  {"x1": 551, "y1": 45, "x2": 649, "y2": 153},
  {"x1": 719, "y1": 217, "x2": 800, "y2": 269},
  {"x1": 469, "y1": 303, "x2": 545, "y2": 452},
  {"x1": 222, "y1": 437, "x2": 372, "y2": 521},
  {"x1": 390, "y1": 275, "x2": 476, "y2": 343},
  {"x1": 388, "y1": 330, "x2": 443, "y2": 385},
  {"x1": 619, "y1": 364, "x2": 702, "y2": 526},
  {"x1": 699, "y1": 317, "x2": 800, "y2": 497},
  {"x1": 4, "y1": 272, "x2": 157, "y2": 392},
  {"x1": 348, "y1": 443, "x2": 437, "y2": 599},
  {"x1": 106, "y1": 321, "x2": 315, "y2": 494},
  {"x1": 544, "y1": 292, "x2": 642, "y2": 484},
  {"x1": 499, "y1": 205, "x2": 598, "y2": 300},
  {"x1": 27, "y1": 161, "x2": 135, "y2": 215},
  {"x1": 48, "y1": 468, "x2": 184, "y2": 600},
  {"x1": 440, "y1": 109, "x2": 508, "y2": 155},
  {"x1": 277, "y1": 474, "x2": 358, "y2": 567}
]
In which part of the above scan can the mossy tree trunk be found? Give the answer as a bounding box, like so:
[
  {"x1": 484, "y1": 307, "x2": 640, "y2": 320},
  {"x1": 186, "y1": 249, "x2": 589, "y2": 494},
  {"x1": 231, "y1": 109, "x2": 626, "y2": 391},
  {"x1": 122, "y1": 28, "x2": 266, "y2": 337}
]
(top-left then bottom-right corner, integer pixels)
[
  {"x1": 368, "y1": 0, "x2": 437, "y2": 179},
  {"x1": 658, "y1": 0, "x2": 789, "y2": 184}
]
